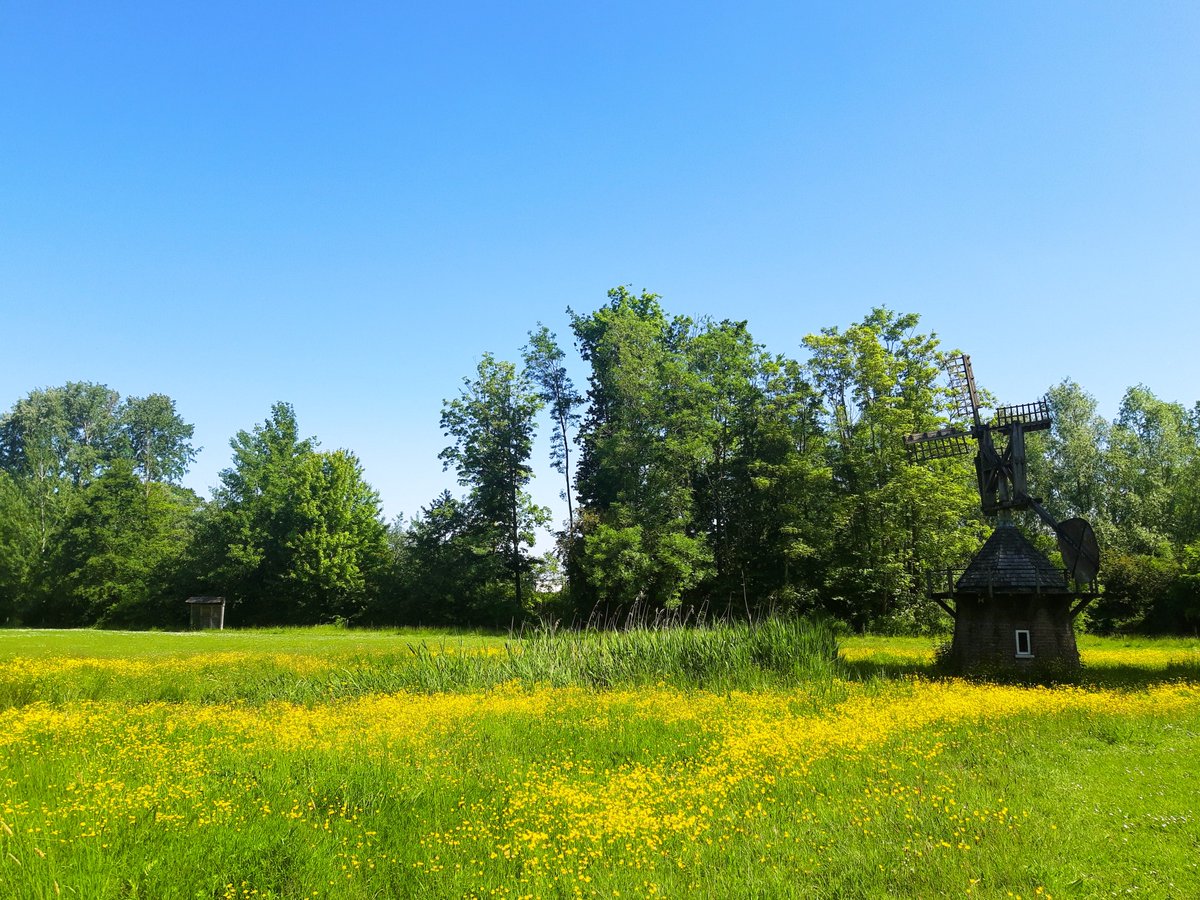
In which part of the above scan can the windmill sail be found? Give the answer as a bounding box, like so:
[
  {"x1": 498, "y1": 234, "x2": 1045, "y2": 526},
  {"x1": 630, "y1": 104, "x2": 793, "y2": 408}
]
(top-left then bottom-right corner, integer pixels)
[
  {"x1": 904, "y1": 352, "x2": 983, "y2": 461},
  {"x1": 942, "y1": 353, "x2": 981, "y2": 423},
  {"x1": 994, "y1": 400, "x2": 1051, "y2": 431},
  {"x1": 904, "y1": 427, "x2": 973, "y2": 462}
]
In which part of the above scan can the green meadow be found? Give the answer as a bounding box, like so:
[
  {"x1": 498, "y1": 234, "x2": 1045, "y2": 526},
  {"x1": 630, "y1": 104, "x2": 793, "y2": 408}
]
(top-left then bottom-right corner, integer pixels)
[{"x1": 1, "y1": 626, "x2": 1198, "y2": 899}]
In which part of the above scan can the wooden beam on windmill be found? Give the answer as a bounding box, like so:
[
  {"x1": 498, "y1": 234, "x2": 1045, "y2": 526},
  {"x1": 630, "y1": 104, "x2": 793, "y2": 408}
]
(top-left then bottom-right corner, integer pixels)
[
  {"x1": 994, "y1": 400, "x2": 1052, "y2": 433},
  {"x1": 942, "y1": 353, "x2": 983, "y2": 428},
  {"x1": 904, "y1": 426, "x2": 973, "y2": 462},
  {"x1": 984, "y1": 398, "x2": 1050, "y2": 511}
]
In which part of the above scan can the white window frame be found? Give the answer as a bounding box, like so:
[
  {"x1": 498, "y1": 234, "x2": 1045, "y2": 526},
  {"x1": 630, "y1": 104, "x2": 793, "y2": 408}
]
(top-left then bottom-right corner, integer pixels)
[{"x1": 1015, "y1": 629, "x2": 1033, "y2": 658}]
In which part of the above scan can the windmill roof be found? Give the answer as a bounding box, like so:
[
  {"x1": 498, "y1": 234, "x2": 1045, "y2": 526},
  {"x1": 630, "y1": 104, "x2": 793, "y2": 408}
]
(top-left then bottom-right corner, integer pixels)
[{"x1": 955, "y1": 524, "x2": 1067, "y2": 594}]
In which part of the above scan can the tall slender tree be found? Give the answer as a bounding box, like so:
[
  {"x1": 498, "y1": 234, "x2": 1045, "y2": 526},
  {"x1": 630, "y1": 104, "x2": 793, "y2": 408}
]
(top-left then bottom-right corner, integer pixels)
[
  {"x1": 569, "y1": 288, "x2": 714, "y2": 611},
  {"x1": 440, "y1": 354, "x2": 548, "y2": 610},
  {"x1": 523, "y1": 325, "x2": 582, "y2": 533},
  {"x1": 0, "y1": 472, "x2": 36, "y2": 624}
]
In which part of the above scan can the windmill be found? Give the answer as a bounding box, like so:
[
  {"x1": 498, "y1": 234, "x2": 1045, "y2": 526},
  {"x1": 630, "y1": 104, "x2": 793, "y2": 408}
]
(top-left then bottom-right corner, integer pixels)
[{"x1": 906, "y1": 354, "x2": 1100, "y2": 671}]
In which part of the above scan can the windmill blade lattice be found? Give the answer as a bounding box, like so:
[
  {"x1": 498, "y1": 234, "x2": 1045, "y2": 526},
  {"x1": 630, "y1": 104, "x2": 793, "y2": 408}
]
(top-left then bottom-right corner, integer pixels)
[
  {"x1": 942, "y1": 353, "x2": 981, "y2": 423},
  {"x1": 994, "y1": 400, "x2": 1052, "y2": 432},
  {"x1": 903, "y1": 427, "x2": 973, "y2": 462}
]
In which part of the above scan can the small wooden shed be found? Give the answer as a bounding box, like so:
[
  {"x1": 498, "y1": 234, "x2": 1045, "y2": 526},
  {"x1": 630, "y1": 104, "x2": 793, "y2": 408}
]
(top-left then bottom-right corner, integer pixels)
[{"x1": 186, "y1": 596, "x2": 226, "y2": 630}]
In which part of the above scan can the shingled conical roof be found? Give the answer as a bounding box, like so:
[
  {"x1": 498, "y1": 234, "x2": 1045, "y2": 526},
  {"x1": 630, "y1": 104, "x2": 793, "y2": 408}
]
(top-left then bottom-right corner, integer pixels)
[{"x1": 955, "y1": 523, "x2": 1067, "y2": 593}]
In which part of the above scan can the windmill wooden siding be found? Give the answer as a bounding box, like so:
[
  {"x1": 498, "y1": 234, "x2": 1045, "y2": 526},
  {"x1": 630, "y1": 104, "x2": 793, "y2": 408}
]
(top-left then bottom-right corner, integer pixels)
[
  {"x1": 950, "y1": 594, "x2": 1080, "y2": 670},
  {"x1": 945, "y1": 524, "x2": 1082, "y2": 671}
]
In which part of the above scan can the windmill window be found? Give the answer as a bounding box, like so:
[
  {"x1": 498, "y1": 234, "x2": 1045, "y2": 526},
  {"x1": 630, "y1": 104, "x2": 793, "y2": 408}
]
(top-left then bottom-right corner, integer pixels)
[{"x1": 1015, "y1": 630, "x2": 1032, "y2": 658}]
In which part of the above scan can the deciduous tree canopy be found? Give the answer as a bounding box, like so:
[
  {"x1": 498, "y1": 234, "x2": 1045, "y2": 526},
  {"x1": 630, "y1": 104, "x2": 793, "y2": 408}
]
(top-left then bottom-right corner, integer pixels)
[{"x1": 2, "y1": 293, "x2": 1196, "y2": 633}]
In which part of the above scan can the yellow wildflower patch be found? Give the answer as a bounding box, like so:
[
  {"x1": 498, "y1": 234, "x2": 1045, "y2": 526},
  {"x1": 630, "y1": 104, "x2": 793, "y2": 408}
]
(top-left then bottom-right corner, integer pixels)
[
  {"x1": 3, "y1": 677, "x2": 1197, "y2": 896},
  {"x1": 0, "y1": 651, "x2": 334, "y2": 682}
]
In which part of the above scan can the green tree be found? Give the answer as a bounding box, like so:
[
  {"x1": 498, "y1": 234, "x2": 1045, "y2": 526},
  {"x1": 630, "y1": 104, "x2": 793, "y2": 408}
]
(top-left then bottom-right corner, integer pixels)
[
  {"x1": 523, "y1": 324, "x2": 583, "y2": 533},
  {"x1": 39, "y1": 460, "x2": 199, "y2": 627},
  {"x1": 207, "y1": 402, "x2": 314, "y2": 622},
  {"x1": 201, "y1": 402, "x2": 388, "y2": 624},
  {"x1": 0, "y1": 382, "x2": 123, "y2": 553},
  {"x1": 284, "y1": 449, "x2": 389, "y2": 622},
  {"x1": 686, "y1": 319, "x2": 762, "y2": 606},
  {"x1": 0, "y1": 472, "x2": 37, "y2": 624},
  {"x1": 660, "y1": 317, "x2": 836, "y2": 616},
  {"x1": 119, "y1": 393, "x2": 198, "y2": 487},
  {"x1": 566, "y1": 292, "x2": 836, "y2": 617},
  {"x1": 1089, "y1": 549, "x2": 1182, "y2": 634},
  {"x1": 1179, "y1": 403, "x2": 1200, "y2": 551},
  {"x1": 388, "y1": 491, "x2": 516, "y2": 626},
  {"x1": 803, "y1": 309, "x2": 983, "y2": 629},
  {"x1": 697, "y1": 345, "x2": 833, "y2": 615},
  {"x1": 1104, "y1": 385, "x2": 1197, "y2": 554},
  {"x1": 1025, "y1": 379, "x2": 1110, "y2": 527},
  {"x1": 1077, "y1": 386, "x2": 1200, "y2": 633},
  {"x1": 440, "y1": 354, "x2": 548, "y2": 612},
  {"x1": 569, "y1": 288, "x2": 714, "y2": 612},
  {"x1": 0, "y1": 384, "x2": 201, "y2": 625}
]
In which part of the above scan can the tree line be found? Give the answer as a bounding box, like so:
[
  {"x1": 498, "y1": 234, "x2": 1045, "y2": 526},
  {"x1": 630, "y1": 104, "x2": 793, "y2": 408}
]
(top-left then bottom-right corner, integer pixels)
[{"x1": 1, "y1": 289, "x2": 1197, "y2": 633}]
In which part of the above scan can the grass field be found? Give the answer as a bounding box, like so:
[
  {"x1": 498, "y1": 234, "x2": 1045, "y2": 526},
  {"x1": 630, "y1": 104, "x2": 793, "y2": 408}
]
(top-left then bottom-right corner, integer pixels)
[{"x1": 1, "y1": 626, "x2": 1198, "y2": 899}]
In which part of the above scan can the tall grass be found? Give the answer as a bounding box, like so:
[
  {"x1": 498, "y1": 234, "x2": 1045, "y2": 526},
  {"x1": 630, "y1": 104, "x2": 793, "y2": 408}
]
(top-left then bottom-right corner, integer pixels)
[{"x1": 509, "y1": 616, "x2": 840, "y2": 688}]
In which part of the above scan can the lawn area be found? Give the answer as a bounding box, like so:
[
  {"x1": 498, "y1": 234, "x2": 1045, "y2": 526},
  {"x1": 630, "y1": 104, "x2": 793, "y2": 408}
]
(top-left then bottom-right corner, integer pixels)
[
  {"x1": 0, "y1": 625, "x2": 506, "y2": 659},
  {"x1": 1, "y1": 627, "x2": 1198, "y2": 899}
]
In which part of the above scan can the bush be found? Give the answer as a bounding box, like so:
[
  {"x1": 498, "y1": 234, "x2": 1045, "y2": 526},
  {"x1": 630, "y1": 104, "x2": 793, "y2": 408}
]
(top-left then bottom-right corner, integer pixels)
[{"x1": 1092, "y1": 551, "x2": 1188, "y2": 634}]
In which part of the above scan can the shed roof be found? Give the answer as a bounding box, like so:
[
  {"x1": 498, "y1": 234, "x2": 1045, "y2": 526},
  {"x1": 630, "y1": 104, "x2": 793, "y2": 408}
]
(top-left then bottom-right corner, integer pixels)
[{"x1": 955, "y1": 523, "x2": 1067, "y2": 594}]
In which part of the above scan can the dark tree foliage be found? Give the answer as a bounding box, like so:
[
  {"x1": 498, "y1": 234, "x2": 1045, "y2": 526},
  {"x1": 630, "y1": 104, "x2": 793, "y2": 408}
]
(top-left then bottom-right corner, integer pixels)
[
  {"x1": 0, "y1": 472, "x2": 37, "y2": 625},
  {"x1": 692, "y1": 345, "x2": 832, "y2": 616},
  {"x1": 382, "y1": 492, "x2": 520, "y2": 627}
]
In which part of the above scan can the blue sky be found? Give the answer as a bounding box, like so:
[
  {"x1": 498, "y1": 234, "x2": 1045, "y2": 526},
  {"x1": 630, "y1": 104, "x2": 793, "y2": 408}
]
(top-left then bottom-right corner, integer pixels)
[{"x1": 2, "y1": 2, "x2": 1198, "y2": 534}]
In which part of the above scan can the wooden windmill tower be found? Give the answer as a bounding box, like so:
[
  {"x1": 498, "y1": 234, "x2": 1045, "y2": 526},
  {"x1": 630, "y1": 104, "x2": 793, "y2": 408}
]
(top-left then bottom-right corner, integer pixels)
[{"x1": 906, "y1": 354, "x2": 1100, "y2": 671}]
